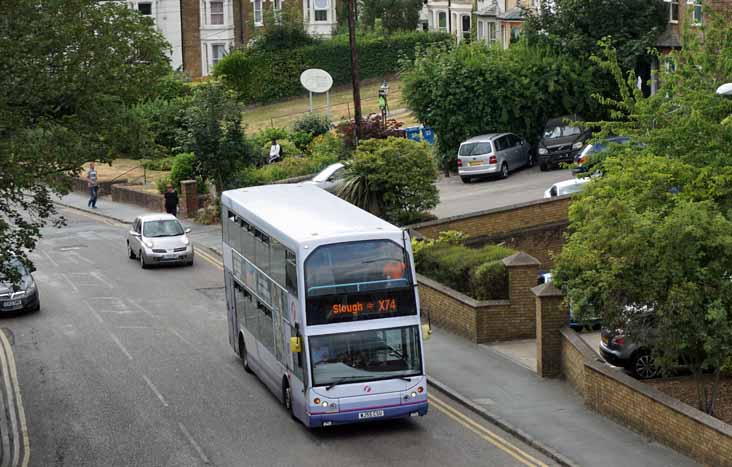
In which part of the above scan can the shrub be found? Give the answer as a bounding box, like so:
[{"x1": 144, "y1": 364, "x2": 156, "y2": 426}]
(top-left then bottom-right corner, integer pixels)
[
  {"x1": 215, "y1": 31, "x2": 452, "y2": 104},
  {"x1": 142, "y1": 156, "x2": 175, "y2": 171},
  {"x1": 337, "y1": 137, "x2": 438, "y2": 225},
  {"x1": 290, "y1": 130, "x2": 315, "y2": 151},
  {"x1": 335, "y1": 113, "x2": 405, "y2": 148},
  {"x1": 194, "y1": 203, "x2": 220, "y2": 225},
  {"x1": 252, "y1": 127, "x2": 291, "y2": 148},
  {"x1": 133, "y1": 96, "x2": 192, "y2": 153},
  {"x1": 292, "y1": 113, "x2": 331, "y2": 138},
  {"x1": 169, "y1": 152, "x2": 197, "y2": 190},
  {"x1": 307, "y1": 133, "x2": 348, "y2": 160},
  {"x1": 414, "y1": 238, "x2": 515, "y2": 300},
  {"x1": 235, "y1": 152, "x2": 339, "y2": 187},
  {"x1": 156, "y1": 176, "x2": 171, "y2": 194}
]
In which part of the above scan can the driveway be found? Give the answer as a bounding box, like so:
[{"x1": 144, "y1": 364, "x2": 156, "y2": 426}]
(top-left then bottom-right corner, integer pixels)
[{"x1": 433, "y1": 166, "x2": 574, "y2": 219}]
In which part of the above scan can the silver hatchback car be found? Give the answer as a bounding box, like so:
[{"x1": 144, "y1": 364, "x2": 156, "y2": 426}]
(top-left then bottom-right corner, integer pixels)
[
  {"x1": 457, "y1": 133, "x2": 533, "y2": 183},
  {"x1": 126, "y1": 214, "x2": 194, "y2": 268}
]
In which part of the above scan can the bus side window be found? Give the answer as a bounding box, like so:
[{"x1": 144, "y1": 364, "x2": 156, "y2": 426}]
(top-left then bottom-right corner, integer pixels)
[
  {"x1": 256, "y1": 232, "x2": 271, "y2": 276},
  {"x1": 270, "y1": 239, "x2": 286, "y2": 288},
  {"x1": 226, "y1": 211, "x2": 236, "y2": 246},
  {"x1": 257, "y1": 300, "x2": 275, "y2": 354},
  {"x1": 286, "y1": 250, "x2": 298, "y2": 296}
]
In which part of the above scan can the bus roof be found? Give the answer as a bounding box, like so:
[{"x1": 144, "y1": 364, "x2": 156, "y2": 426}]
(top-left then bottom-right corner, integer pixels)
[{"x1": 221, "y1": 184, "x2": 402, "y2": 244}]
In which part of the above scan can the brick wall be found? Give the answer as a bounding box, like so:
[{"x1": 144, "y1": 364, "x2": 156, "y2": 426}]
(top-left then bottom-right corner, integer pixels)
[
  {"x1": 468, "y1": 222, "x2": 567, "y2": 269},
  {"x1": 413, "y1": 196, "x2": 570, "y2": 240},
  {"x1": 560, "y1": 327, "x2": 732, "y2": 466},
  {"x1": 181, "y1": 0, "x2": 202, "y2": 78},
  {"x1": 111, "y1": 184, "x2": 164, "y2": 212},
  {"x1": 69, "y1": 177, "x2": 126, "y2": 197}
]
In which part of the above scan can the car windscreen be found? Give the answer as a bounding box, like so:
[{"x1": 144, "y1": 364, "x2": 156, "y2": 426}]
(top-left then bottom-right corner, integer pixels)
[
  {"x1": 458, "y1": 143, "x2": 477, "y2": 156},
  {"x1": 143, "y1": 220, "x2": 184, "y2": 237},
  {"x1": 459, "y1": 142, "x2": 492, "y2": 156},
  {"x1": 544, "y1": 125, "x2": 582, "y2": 139},
  {"x1": 313, "y1": 165, "x2": 340, "y2": 182},
  {"x1": 309, "y1": 326, "x2": 422, "y2": 387},
  {"x1": 304, "y1": 240, "x2": 416, "y2": 325},
  {"x1": 0, "y1": 259, "x2": 27, "y2": 280}
]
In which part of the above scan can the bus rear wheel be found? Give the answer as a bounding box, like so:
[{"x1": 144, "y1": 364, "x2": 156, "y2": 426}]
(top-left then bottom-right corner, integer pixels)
[{"x1": 239, "y1": 335, "x2": 252, "y2": 374}]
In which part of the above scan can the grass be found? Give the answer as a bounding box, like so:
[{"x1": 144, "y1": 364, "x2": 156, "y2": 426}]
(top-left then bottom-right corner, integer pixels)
[
  {"x1": 242, "y1": 76, "x2": 419, "y2": 133},
  {"x1": 82, "y1": 160, "x2": 168, "y2": 194}
]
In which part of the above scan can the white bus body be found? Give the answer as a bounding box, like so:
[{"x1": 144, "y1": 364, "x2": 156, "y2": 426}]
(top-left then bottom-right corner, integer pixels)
[{"x1": 221, "y1": 184, "x2": 428, "y2": 427}]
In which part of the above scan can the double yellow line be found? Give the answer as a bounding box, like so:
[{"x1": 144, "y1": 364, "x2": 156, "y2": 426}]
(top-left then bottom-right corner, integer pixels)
[
  {"x1": 429, "y1": 394, "x2": 548, "y2": 467},
  {"x1": 194, "y1": 246, "x2": 545, "y2": 466},
  {"x1": 0, "y1": 330, "x2": 30, "y2": 467}
]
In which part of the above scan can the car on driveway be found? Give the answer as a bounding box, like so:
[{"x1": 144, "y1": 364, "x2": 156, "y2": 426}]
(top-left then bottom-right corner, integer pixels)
[
  {"x1": 537, "y1": 116, "x2": 591, "y2": 171},
  {"x1": 303, "y1": 163, "x2": 346, "y2": 193},
  {"x1": 0, "y1": 258, "x2": 40, "y2": 313},
  {"x1": 127, "y1": 214, "x2": 194, "y2": 268},
  {"x1": 544, "y1": 177, "x2": 593, "y2": 198},
  {"x1": 600, "y1": 311, "x2": 659, "y2": 379},
  {"x1": 457, "y1": 133, "x2": 532, "y2": 183},
  {"x1": 574, "y1": 136, "x2": 632, "y2": 174}
]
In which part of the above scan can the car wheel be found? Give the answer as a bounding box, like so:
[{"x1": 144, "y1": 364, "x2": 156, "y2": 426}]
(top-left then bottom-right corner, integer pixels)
[
  {"x1": 460, "y1": 176, "x2": 471, "y2": 183},
  {"x1": 630, "y1": 351, "x2": 658, "y2": 379},
  {"x1": 540, "y1": 163, "x2": 549, "y2": 172},
  {"x1": 139, "y1": 251, "x2": 148, "y2": 269},
  {"x1": 500, "y1": 162, "x2": 509, "y2": 179},
  {"x1": 127, "y1": 242, "x2": 136, "y2": 259},
  {"x1": 527, "y1": 153, "x2": 535, "y2": 168},
  {"x1": 240, "y1": 335, "x2": 252, "y2": 374}
]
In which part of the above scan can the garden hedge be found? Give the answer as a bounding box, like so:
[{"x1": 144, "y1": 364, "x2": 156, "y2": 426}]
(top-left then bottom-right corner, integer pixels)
[{"x1": 214, "y1": 32, "x2": 452, "y2": 104}]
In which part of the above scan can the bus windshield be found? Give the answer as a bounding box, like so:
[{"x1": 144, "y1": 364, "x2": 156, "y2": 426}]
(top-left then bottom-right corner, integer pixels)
[
  {"x1": 309, "y1": 326, "x2": 422, "y2": 387},
  {"x1": 304, "y1": 240, "x2": 417, "y2": 325}
]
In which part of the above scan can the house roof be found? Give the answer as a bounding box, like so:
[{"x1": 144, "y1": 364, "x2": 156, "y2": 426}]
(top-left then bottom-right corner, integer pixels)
[
  {"x1": 476, "y1": 1, "x2": 498, "y2": 17},
  {"x1": 656, "y1": 28, "x2": 682, "y2": 49},
  {"x1": 498, "y1": 7, "x2": 526, "y2": 21}
]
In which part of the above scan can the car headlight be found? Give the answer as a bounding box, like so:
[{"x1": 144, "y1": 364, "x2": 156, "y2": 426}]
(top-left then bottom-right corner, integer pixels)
[
  {"x1": 182, "y1": 237, "x2": 190, "y2": 246},
  {"x1": 143, "y1": 240, "x2": 153, "y2": 249},
  {"x1": 26, "y1": 280, "x2": 37, "y2": 293},
  {"x1": 538, "y1": 148, "x2": 548, "y2": 155},
  {"x1": 572, "y1": 142, "x2": 584, "y2": 150}
]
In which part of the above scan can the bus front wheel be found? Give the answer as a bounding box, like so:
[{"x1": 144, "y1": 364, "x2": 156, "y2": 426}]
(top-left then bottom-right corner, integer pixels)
[
  {"x1": 282, "y1": 379, "x2": 296, "y2": 420},
  {"x1": 239, "y1": 335, "x2": 252, "y2": 374}
]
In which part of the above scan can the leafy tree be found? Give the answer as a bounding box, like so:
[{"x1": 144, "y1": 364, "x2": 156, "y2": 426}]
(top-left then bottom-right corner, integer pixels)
[
  {"x1": 337, "y1": 137, "x2": 438, "y2": 225},
  {"x1": 360, "y1": 0, "x2": 424, "y2": 33},
  {"x1": 177, "y1": 82, "x2": 254, "y2": 193},
  {"x1": 0, "y1": 0, "x2": 171, "y2": 277},
  {"x1": 402, "y1": 42, "x2": 608, "y2": 170},
  {"x1": 524, "y1": 0, "x2": 667, "y2": 71},
  {"x1": 554, "y1": 155, "x2": 732, "y2": 416},
  {"x1": 335, "y1": 113, "x2": 405, "y2": 149}
]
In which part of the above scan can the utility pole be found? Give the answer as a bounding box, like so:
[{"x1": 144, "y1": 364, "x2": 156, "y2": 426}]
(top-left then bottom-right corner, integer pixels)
[{"x1": 348, "y1": 0, "x2": 362, "y2": 144}]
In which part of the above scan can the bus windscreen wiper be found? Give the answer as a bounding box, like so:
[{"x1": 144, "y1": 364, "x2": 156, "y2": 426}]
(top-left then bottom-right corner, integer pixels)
[{"x1": 325, "y1": 376, "x2": 363, "y2": 390}]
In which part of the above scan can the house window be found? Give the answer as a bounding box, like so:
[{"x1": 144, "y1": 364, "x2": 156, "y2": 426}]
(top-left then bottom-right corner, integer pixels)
[
  {"x1": 274, "y1": 0, "x2": 282, "y2": 11},
  {"x1": 461, "y1": 15, "x2": 471, "y2": 41},
  {"x1": 253, "y1": 0, "x2": 263, "y2": 25},
  {"x1": 212, "y1": 44, "x2": 226, "y2": 66},
  {"x1": 273, "y1": 0, "x2": 283, "y2": 23},
  {"x1": 511, "y1": 25, "x2": 521, "y2": 42},
  {"x1": 487, "y1": 22, "x2": 497, "y2": 43},
  {"x1": 692, "y1": 0, "x2": 702, "y2": 25},
  {"x1": 210, "y1": 1, "x2": 224, "y2": 25},
  {"x1": 314, "y1": 0, "x2": 329, "y2": 22},
  {"x1": 667, "y1": 0, "x2": 679, "y2": 23},
  {"x1": 137, "y1": 2, "x2": 152, "y2": 15},
  {"x1": 477, "y1": 20, "x2": 484, "y2": 40},
  {"x1": 438, "y1": 12, "x2": 447, "y2": 32}
]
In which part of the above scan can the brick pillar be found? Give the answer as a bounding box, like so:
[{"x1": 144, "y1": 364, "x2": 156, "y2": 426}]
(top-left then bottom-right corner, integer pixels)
[
  {"x1": 181, "y1": 0, "x2": 202, "y2": 78},
  {"x1": 179, "y1": 179, "x2": 198, "y2": 218},
  {"x1": 502, "y1": 252, "x2": 541, "y2": 339},
  {"x1": 532, "y1": 282, "x2": 568, "y2": 378}
]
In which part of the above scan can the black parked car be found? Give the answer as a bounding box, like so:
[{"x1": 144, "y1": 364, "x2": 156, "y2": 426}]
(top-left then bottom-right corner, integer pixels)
[
  {"x1": 0, "y1": 259, "x2": 40, "y2": 314},
  {"x1": 537, "y1": 116, "x2": 592, "y2": 171},
  {"x1": 599, "y1": 311, "x2": 659, "y2": 379}
]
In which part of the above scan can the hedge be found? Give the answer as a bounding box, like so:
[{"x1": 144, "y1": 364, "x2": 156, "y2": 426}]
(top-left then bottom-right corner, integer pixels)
[
  {"x1": 415, "y1": 241, "x2": 515, "y2": 300},
  {"x1": 214, "y1": 31, "x2": 452, "y2": 104}
]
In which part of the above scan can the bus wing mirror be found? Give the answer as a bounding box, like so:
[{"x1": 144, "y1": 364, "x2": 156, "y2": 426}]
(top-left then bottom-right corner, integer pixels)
[
  {"x1": 290, "y1": 337, "x2": 302, "y2": 353},
  {"x1": 421, "y1": 324, "x2": 432, "y2": 341}
]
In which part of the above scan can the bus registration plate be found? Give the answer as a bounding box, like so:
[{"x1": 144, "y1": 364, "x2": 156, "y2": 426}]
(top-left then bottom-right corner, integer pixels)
[{"x1": 358, "y1": 410, "x2": 384, "y2": 420}]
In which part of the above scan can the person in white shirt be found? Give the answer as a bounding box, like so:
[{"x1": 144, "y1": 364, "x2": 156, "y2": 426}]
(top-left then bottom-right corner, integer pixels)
[{"x1": 268, "y1": 139, "x2": 281, "y2": 164}]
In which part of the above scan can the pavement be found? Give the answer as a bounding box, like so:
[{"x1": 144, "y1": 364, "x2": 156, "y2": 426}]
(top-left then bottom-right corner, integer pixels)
[{"x1": 45, "y1": 191, "x2": 699, "y2": 467}]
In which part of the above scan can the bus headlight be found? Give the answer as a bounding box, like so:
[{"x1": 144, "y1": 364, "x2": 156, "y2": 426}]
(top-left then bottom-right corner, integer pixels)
[
  {"x1": 322, "y1": 401, "x2": 329, "y2": 407},
  {"x1": 411, "y1": 392, "x2": 417, "y2": 398}
]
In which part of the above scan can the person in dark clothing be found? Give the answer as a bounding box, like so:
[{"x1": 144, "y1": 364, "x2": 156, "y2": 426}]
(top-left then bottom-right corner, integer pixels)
[{"x1": 164, "y1": 184, "x2": 179, "y2": 217}]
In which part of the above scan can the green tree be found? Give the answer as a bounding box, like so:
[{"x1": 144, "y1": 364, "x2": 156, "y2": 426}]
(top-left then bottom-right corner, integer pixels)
[
  {"x1": 178, "y1": 82, "x2": 254, "y2": 193},
  {"x1": 0, "y1": 0, "x2": 171, "y2": 276},
  {"x1": 337, "y1": 137, "x2": 438, "y2": 225},
  {"x1": 524, "y1": 0, "x2": 666, "y2": 71},
  {"x1": 360, "y1": 0, "x2": 424, "y2": 33},
  {"x1": 554, "y1": 155, "x2": 732, "y2": 416},
  {"x1": 402, "y1": 42, "x2": 607, "y2": 170}
]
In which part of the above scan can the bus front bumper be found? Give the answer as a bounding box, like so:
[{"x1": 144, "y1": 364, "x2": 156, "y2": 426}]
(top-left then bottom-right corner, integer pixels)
[{"x1": 307, "y1": 400, "x2": 428, "y2": 427}]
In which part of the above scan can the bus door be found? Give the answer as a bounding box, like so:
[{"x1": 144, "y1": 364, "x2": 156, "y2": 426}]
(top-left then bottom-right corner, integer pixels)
[{"x1": 225, "y1": 273, "x2": 238, "y2": 351}]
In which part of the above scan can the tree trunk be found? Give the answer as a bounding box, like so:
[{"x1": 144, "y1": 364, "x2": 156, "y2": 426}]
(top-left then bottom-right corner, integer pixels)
[{"x1": 347, "y1": 0, "x2": 362, "y2": 145}]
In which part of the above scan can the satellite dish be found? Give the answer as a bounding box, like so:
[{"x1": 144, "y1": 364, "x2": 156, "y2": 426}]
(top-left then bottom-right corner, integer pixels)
[
  {"x1": 300, "y1": 69, "x2": 333, "y2": 94},
  {"x1": 716, "y1": 83, "x2": 732, "y2": 97}
]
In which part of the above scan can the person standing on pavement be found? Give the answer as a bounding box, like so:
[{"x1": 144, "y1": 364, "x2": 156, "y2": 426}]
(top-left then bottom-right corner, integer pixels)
[
  {"x1": 268, "y1": 139, "x2": 281, "y2": 164},
  {"x1": 87, "y1": 162, "x2": 98, "y2": 208},
  {"x1": 164, "y1": 184, "x2": 179, "y2": 217}
]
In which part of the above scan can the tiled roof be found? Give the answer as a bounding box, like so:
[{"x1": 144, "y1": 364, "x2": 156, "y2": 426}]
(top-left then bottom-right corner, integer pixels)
[
  {"x1": 656, "y1": 27, "x2": 682, "y2": 48},
  {"x1": 476, "y1": 1, "x2": 498, "y2": 16},
  {"x1": 498, "y1": 7, "x2": 526, "y2": 21}
]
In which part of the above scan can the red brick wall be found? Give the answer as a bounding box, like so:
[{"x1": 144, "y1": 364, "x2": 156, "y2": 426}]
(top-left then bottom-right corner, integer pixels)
[{"x1": 111, "y1": 184, "x2": 164, "y2": 212}]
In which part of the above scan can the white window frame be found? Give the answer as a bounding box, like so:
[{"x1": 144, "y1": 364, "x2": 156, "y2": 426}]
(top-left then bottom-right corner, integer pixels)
[
  {"x1": 253, "y1": 0, "x2": 263, "y2": 26},
  {"x1": 211, "y1": 43, "x2": 227, "y2": 66},
  {"x1": 313, "y1": 0, "x2": 329, "y2": 22},
  {"x1": 477, "y1": 20, "x2": 484, "y2": 41},
  {"x1": 461, "y1": 14, "x2": 471, "y2": 41},
  {"x1": 665, "y1": 0, "x2": 679, "y2": 24},
  {"x1": 437, "y1": 11, "x2": 448, "y2": 32},
  {"x1": 487, "y1": 21, "x2": 497, "y2": 44},
  {"x1": 210, "y1": 0, "x2": 225, "y2": 25}
]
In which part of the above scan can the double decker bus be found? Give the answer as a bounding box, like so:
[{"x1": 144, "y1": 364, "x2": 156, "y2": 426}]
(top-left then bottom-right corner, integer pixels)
[{"x1": 221, "y1": 184, "x2": 428, "y2": 427}]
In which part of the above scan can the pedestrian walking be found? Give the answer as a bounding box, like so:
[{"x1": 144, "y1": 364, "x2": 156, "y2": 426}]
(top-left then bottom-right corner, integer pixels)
[
  {"x1": 87, "y1": 162, "x2": 98, "y2": 208},
  {"x1": 268, "y1": 139, "x2": 282, "y2": 164},
  {"x1": 164, "y1": 184, "x2": 179, "y2": 217}
]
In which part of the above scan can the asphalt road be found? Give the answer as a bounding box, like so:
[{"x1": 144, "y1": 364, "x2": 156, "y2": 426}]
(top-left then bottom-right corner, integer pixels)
[
  {"x1": 3, "y1": 208, "x2": 557, "y2": 467},
  {"x1": 433, "y1": 166, "x2": 574, "y2": 219}
]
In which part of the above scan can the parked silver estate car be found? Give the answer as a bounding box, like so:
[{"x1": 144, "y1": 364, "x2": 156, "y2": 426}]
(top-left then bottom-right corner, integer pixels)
[
  {"x1": 304, "y1": 162, "x2": 346, "y2": 193},
  {"x1": 126, "y1": 214, "x2": 194, "y2": 268},
  {"x1": 457, "y1": 133, "x2": 533, "y2": 183}
]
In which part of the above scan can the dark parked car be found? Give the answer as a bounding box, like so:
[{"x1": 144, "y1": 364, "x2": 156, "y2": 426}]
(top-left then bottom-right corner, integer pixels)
[
  {"x1": 599, "y1": 311, "x2": 659, "y2": 379},
  {"x1": 0, "y1": 258, "x2": 40, "y2": 314},
  {"x1": 537, "y1": 116, "x2": 592, "y2": 171},
  {"x1": 536, "y1": 273, "x2": 601, "y2": 332},
  {"x1": 573, "y1": 136, "x2": 632, "y2": 174}
]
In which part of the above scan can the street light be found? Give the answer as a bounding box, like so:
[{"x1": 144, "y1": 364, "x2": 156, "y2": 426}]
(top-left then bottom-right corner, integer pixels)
[{"x1": 716, "y1": 83, "x2": 732, "y2": 96}]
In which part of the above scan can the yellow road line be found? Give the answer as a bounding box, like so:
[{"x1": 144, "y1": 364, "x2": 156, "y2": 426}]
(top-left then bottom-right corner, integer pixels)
[
  {"x1": 195, "y1": 248, "x2": 223, "y2": 270},
  {"x1": 0, "y1": 331, "x2": 30, "y2": 467},
  {"x1": 429, "y1": 395, "x2": 547, "y2": 467}
]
